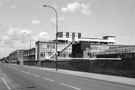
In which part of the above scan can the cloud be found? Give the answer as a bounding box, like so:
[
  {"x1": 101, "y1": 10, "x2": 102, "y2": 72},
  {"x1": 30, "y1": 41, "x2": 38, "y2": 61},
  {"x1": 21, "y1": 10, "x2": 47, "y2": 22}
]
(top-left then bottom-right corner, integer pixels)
[
  {"x1": 6, "y1": 27, "x2": 22, "y2": 40},
  {"x1": 62, "y1": 2, "x2": 81, "y2": 12},
  {"x1": 11, "y1": 5, "x2": 17, "y2": 9},
  {"x1": 50, "y1": 16, "x2": 66, "y2": 25},
  {"x1": 0, "y1": 1, "x2": 3, "y2": 6},
  {"x1": 52, "y1": 3, "x2": 59, "y2": 9},
  {"x1": 0, "y1": 47, "x2": 14, "y2": 58},
  {"x1": 62, "y1": 2, "x2": 92, "y2": 16},
  {"x1": 21, "y1": 29, "x2": 32, "y2": 34},
  {"x1": 33, "y1": 31, "x2": 50, "y2": 41},
  {"x1": 1, "y1": 27, "x2": 32, "y2": 48},
  {"x1": 31, "y1": 20, "x2": 41, "y2": 25},
  {"x1": 38, "y1": 32, "x2": 48, "y2": 37},
  {"x1": 81, "y1": 3, "x2": 92, "y2": 16}
]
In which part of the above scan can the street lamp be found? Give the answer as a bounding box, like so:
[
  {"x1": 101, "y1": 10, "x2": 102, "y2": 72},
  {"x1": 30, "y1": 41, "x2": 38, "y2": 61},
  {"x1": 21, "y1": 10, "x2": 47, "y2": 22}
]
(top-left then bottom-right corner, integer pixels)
[
  {"x1": 23, "y1": 32, "x2": 31, "y2": 64},
  {"x1": 43, "y1": 5, "x2": 58, "y2": 71}
]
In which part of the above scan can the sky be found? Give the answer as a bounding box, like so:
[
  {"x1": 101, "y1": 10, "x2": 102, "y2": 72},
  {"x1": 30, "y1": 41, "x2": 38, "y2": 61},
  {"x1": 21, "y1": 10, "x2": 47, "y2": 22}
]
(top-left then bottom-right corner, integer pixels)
[{"x1": 0, "y1": 0, "x2": 134, "y2": 58}]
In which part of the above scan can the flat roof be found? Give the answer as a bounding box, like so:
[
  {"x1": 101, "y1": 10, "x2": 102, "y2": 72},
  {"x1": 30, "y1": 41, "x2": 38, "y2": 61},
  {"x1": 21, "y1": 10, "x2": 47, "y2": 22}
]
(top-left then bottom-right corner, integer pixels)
[
  {"x1": 103, "y1": 36, "x2": 116, "y2": 38},
  {"x1": 36, "y1": 40, "x2": 67, "y2": 44}
]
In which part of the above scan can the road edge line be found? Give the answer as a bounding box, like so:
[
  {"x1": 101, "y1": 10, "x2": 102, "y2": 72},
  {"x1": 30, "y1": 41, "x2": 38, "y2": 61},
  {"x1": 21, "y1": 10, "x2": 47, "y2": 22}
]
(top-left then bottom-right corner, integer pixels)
[
  {"x1": 60, "y1": 83, "x2": 81, "y2": 90},
  {"x1": 2, "y1": 78, "x2": 11, "y2": 90},
  {"x1": 43, "y1": 77, "x2": 54, "y2": 82}
]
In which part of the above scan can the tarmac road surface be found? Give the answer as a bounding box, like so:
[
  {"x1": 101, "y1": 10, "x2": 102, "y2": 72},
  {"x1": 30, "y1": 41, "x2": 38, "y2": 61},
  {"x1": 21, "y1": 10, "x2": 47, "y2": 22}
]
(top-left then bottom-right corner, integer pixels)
[{"x1": 0, "y1": 63, "x2": 134, "y2": 90}]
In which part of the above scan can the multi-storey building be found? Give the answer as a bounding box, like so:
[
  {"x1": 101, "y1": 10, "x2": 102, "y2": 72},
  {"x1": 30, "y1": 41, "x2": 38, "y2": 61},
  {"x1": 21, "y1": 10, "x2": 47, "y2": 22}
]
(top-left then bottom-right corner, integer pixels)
[
  {"x1": 23, "y1": 48, "x2": 35, "y2": 61},
  {"x1": 35, "y1": 32, "x2": 118, "y2": 60},
  {"x1": 57, "y1": 32, "x2": 117, "y2": 58},
  {"x1": 35, "y1": 41, "x2": 72, "y2": 61}
]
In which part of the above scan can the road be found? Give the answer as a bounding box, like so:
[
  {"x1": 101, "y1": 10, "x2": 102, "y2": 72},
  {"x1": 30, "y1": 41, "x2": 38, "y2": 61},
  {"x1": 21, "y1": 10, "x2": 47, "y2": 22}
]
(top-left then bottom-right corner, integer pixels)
[{"x1": 0, "y1": 63, "x2": 134, "y2": 90}]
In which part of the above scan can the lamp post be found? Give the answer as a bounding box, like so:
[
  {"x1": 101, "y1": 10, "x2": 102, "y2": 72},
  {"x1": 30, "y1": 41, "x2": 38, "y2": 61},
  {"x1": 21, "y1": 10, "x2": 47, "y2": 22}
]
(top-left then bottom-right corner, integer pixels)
[
  {"x1": 43, "y1": 5, "x2": 58, "y2": 71},
  {"x1": 23, "y1": 32, "x2": 31, "y2": 64}
]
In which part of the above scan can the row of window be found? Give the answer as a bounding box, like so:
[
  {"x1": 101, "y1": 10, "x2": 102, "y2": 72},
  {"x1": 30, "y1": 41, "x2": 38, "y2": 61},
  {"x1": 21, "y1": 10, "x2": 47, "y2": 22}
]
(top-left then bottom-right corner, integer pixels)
[
  {"x1": 90, "y1": 45, "x2": 110, "y2": 50},
  {"x1": 58, "y1": 52, "x2": 71, "y2": 57},
  {"x1": 122, "y1": 53, "x2": 135, "y2": 59},
  {"x1": 40, "y1": 52, "x2": 71, "y2": 58},
  {"x1": 40, "y1": 43, "x2": 71, "y2": 51},
  {"x1": 90, "y1": 45, "x2": 125, "y2": 50},
  {"x1": 40, "y1": 52, "x2": 54, "y2": 57},
  {"x1": 40, "y1": 43, "x2": 56, "y2": 49},
  {"x1": 57, "y1": 32, "x2": 81, "y2": 39}
]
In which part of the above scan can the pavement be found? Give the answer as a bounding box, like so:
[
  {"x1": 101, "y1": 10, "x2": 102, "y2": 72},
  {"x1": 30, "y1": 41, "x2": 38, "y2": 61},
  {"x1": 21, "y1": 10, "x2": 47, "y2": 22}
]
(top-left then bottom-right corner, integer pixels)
[{"x1": 25, "y1": 65, "x2": 135, "y2": 86}]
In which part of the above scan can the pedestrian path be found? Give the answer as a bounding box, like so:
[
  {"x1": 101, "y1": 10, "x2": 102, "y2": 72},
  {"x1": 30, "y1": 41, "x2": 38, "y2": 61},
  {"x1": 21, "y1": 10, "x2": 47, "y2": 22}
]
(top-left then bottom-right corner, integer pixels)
[
  {"x1": 17, "y1": 64, "x2": 135, "y2": 86},
  {"x1": 58, "y1": 69, "x2": 135, "y2": 86},
  {"x1": 35, "y1": 67, "x2": 135, "y2": 86}
]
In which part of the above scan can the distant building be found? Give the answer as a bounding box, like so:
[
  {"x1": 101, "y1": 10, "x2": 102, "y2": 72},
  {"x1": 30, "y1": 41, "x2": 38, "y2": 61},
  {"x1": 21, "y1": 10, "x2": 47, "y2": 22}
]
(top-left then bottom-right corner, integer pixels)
[
  {"x1": 0, "y1": 56, "x2": 9, "y2": 63},
  {"x1": 9, "y1": 49, "x2": 26, "y2": 64}
]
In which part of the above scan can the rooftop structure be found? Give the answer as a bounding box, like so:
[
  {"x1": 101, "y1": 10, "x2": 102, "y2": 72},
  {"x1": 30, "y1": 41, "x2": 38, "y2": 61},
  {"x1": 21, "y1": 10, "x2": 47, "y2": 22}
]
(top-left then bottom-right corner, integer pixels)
[{"x1": 57, "y1": 32, "x2": 116, "y2": 44}]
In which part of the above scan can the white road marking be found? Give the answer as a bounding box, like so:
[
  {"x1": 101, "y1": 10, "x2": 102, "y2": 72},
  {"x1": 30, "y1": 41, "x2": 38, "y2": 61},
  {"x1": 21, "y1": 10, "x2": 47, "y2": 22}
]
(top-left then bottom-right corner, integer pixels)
[
  {"x1": 43, "y1": 77, "x2": 54, "y2": 82},
  {"x1": 60, "y1": 83, "x2": 81, "y2": 90},
  {"x1": 32, "y1": 74, "x2": 40, "y2": 77},
  {"x1": 2, "y1": 78, "x2": 11, "y2": 90},
  {"x1": 21, "y1": 71, "x2": 25, "y2": 73},
  {"x1": 25, "y1": 72, "x2": 31, "y2": 75}
]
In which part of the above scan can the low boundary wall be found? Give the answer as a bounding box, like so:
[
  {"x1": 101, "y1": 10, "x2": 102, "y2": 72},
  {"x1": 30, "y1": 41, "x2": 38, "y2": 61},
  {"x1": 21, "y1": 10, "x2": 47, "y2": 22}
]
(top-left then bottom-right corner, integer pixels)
[{"x1": 23, "y1": 59, "x2": 135, "y2": 78}]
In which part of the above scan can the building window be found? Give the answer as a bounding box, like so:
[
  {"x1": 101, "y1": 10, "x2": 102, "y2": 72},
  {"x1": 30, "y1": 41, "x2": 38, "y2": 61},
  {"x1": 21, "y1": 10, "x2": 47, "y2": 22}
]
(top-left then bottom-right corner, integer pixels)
[
  {"x1": 66, "y1": 32, "x2": 69, "y2": 38},
  {"x1": 72, "y1": 33, "x2": 75, "y2": 38},
  {"x1": 63, "y1": 53, "x2": 66, "y2": 57},
  {"x1": 78, "y1": 33, "x2": 81, "y2": 38},
  {"x1": 52, "y1": 45, "x2": 55, "y2": 49},
  {"x1": 58, "y1": 52, "x2": 60, "y2": 56},
  {"x1": 57, "y1": 32, "x2": 63, "y2": 38},
  {"x1": 40, "y1": 52, "x2": 44, "y2": 57},
  {"x1": 48, "y1": 52, "x2": 52, "y2": 56},
  {"x1": 47, "y1": 44, "x2": 49, "y2": 48}
]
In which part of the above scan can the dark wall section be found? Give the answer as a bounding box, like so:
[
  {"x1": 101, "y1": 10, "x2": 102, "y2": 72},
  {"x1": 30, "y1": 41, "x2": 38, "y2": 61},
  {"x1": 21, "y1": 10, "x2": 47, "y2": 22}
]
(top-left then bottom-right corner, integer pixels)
[
  {"x1": 24, "y1": 59, "x2": 135, "y2": 78},
  {"x1": 72, "y1": 41, "x2": 90, "y2": 58},
  {"x1": 72, "y1": 43, "x2": 83, "y2": 58}
]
